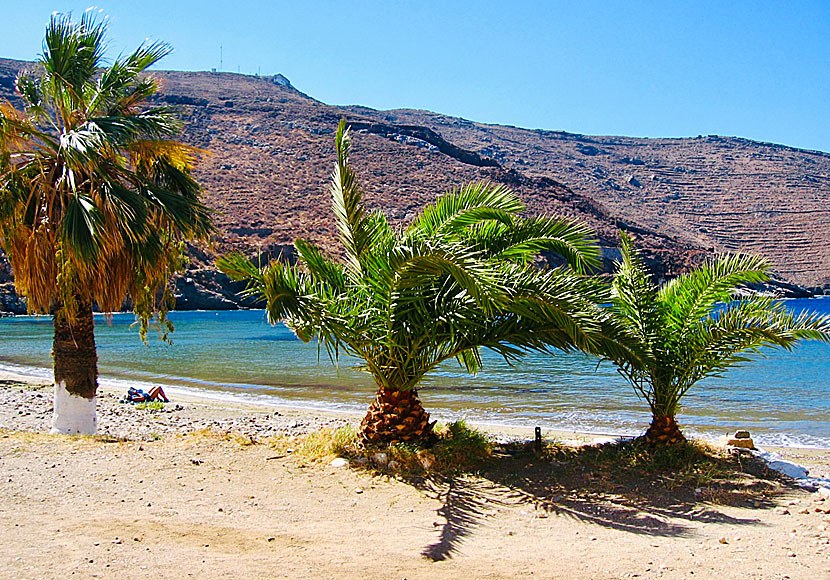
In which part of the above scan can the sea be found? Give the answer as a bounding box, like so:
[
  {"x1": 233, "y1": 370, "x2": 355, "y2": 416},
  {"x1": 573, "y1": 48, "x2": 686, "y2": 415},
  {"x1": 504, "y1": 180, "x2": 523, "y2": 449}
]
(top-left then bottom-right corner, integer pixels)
[{"x1": 2, "y1": 298, "x2": 829, "y2": 449}]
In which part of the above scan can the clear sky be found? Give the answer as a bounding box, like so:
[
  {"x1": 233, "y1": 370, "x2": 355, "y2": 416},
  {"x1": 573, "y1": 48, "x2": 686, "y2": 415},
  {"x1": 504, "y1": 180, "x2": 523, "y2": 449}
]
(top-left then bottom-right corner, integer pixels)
[{"x1": 4, "y1": 1, "x2": 830, "y2": 153}]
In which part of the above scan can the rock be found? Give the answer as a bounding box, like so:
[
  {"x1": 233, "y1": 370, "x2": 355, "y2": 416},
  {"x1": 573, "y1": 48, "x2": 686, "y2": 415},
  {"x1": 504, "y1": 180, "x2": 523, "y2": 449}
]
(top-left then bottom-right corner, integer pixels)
[
  {"x1": 576, "y1": 144, "x2": 603, "y2": 156},
  {"x1": 269, "y1": 74, "x2": 293, "y2": 88},
  {"x1": 733, "y1": 430, "x2": 751, "y2": 439},
  {"x1": 352, "y1": 456, "x2": 369, "y2": 466},
  {"x1": 775, "y1": 507, "x2": 791, "y2": 515},
  {"x1": 767, "y1": 459, "x2": 809, "y2": 479},
  {"x1": 354, "y1": 488, "x2": 364, "y2": 494},
  {"x1": 174, "y1": 273, "x2": 238, "y2": 311},
  {"x1": 371, "y1": 452, "x2": 388, "y2": 467},
  {"x1": 329, "y1": 457, "x2": 348, "y2": 468},
  {"x1": 387, "y1": 460, "x2": 400, "y2": 470},
  {"x1": 728, "y1": 437, "x2": 754, "y2": 448},
  {"x1": 717, "y1": 435, "x2": 755, "y2": 449},
  {"x1": 162, "y1": 94, "x2": 208, "y2": 107},
  {"x1": 0, "y1": 283, "x2": 28, "y2": 314},
  {"x1": 816, "y1": 487, "x2": 830, "y2": 499}
]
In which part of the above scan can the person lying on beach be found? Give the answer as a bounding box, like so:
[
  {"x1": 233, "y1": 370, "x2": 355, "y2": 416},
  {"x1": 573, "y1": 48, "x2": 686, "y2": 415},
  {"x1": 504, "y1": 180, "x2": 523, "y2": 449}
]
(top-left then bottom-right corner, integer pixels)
[{"x1": 123, "y1": 386, "x2": 169, "y2": 404}]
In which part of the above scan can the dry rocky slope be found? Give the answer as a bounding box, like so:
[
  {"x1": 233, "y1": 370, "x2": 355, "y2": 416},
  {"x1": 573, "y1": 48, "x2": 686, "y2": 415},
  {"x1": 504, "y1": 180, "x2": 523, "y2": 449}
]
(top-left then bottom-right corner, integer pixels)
[{"x1": 1, "y1": 57, "x2": 828, "y2": 312}]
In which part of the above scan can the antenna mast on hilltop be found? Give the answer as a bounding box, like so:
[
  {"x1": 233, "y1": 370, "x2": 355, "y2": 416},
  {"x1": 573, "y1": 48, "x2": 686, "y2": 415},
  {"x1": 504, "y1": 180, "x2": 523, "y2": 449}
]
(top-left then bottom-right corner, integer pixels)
[{"x1": 220, "y1": 44, "x2": 223, "y2": 71}]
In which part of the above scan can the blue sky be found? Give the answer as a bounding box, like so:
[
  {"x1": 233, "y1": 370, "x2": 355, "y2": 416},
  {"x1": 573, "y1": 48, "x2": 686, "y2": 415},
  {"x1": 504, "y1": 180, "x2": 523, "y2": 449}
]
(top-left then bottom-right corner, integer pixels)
[{"x1": 5, "y1": 1, "x2": 830, "y2": 152}]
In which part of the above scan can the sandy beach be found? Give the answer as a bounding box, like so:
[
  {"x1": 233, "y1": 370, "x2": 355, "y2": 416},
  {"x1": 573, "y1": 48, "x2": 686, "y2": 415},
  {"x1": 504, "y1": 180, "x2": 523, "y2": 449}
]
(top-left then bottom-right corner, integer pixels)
[{"x1": 2, "y1": 370, "x2": 830, "y2": 579}]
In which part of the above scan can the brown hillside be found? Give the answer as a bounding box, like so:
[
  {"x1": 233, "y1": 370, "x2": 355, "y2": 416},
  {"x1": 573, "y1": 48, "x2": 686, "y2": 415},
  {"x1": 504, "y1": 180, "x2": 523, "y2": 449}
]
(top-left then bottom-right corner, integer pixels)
[
  {"x1": 377, "y1": 108, "x2": 830, "y2": 288},
  {"x1": 1, "y1": 57, "x2": 828, "y2": 311},
  {"x1": 142, "y1": 67, "x2": 694, "y2": 271}
]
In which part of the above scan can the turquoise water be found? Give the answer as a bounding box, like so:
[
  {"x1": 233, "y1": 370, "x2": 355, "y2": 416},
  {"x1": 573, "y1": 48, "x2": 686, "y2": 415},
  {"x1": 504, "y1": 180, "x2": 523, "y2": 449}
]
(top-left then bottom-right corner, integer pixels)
[{"x1": 1, "y1": 298, "x2": 829, "y2": 447}]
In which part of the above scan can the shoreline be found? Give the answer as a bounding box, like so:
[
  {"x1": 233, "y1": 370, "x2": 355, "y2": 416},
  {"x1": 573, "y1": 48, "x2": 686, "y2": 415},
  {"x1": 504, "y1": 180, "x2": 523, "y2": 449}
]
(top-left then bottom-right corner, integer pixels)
[
  {"x1": 3, "y1": 301, "x2": 830, "y2": 450},
  {"x1": 2, "y1": 366, "x2": 829, "y2": 481},
  {"x1": 2, "y1": 360, "x2": 830, "y2": 449}
]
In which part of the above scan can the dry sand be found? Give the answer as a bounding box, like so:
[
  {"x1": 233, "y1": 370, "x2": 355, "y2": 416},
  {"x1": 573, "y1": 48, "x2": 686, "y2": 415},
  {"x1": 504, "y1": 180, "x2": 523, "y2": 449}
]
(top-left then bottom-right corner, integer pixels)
[{"x1": 1, "y1": 370, "x2": 830, "y2": 579}]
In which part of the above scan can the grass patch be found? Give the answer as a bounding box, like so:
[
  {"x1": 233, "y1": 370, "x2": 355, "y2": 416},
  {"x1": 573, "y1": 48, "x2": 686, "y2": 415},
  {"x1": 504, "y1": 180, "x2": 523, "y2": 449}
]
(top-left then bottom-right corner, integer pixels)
[
  {"x1": 431, "y1": 420, "x2": 492, "y2": 473},
  {"x1": 294, "y1": 420, "x2": 492, "y2": 476},
  {"x1": 135, "y1": 401, "x2": 165, "y2": 412},
  {"x1": 484, "y1": 436, "x2": 782, "y2": 508},
  {"x1": 547, "y1": 438, "x2": 742, "y2": 489},
  {"x1": 297, "y1": 425, "x2": 360, "y2": 461}
]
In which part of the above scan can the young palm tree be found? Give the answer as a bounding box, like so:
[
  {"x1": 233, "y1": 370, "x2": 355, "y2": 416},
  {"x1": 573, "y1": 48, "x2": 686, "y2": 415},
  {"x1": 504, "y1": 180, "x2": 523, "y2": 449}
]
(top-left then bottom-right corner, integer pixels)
[
  {"x1": 0, "y1": 13, "x2": 213, "y2": 434},
  {"x1": 219, "y1": 120, "x2": 632, "y2": 445},
  {"x1": 608, "y1": 232, "x2": 830, "y2": 445}
]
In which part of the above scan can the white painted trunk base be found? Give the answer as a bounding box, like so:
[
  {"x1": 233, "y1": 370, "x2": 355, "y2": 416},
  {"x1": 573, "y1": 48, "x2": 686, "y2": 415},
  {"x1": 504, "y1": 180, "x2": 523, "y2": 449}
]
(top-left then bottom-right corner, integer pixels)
[{"x1": 50, "y1": 381, "x2": 97, "y2": 435}]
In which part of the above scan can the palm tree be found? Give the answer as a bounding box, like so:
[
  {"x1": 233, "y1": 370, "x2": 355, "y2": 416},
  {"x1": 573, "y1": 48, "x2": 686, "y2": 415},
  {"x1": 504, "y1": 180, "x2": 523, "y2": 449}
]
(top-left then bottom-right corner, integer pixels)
[
  {"x1": 0, "y1": 13, "x2": 213, "y2": 434},
  {"x1": 219, "y1": 120, "x2": 632, "y2": 445},
  {"x1": 608, "y1": 232, "x2": 830, "y2": 445}
]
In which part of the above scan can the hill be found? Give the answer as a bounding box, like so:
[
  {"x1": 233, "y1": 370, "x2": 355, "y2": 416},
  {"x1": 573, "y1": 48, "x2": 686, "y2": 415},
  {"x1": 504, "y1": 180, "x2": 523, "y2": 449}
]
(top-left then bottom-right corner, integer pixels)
[{"x1": 1, "y1": 57, "x2": 828, "y2": 311}]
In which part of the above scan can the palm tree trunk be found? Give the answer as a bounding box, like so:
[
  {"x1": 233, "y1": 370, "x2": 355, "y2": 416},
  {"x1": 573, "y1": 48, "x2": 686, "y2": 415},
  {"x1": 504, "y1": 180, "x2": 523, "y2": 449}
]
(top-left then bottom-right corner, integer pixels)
[
  {"x1": 51, "y1": 299, "x2": 99, "y2": 434},
  {"x1": 360, "y1": 386, "x2": 435, "y2": 445},
  {"x1": 643, "y1": 414, "x2": 685, "y2": 446}
]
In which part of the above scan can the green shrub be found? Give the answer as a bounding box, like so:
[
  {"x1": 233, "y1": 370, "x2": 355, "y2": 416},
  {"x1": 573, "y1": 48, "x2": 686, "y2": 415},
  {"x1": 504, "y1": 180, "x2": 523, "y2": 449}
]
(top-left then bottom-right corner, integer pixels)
[{"x1": 432, "y1": 420, "x2": 492, "y2": 472}]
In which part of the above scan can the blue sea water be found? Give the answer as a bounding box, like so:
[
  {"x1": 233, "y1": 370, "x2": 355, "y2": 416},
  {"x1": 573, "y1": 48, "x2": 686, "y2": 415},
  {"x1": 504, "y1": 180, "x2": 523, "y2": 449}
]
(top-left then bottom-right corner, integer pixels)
[{"x1": 1, "y1": 298, "x2": 829, "y2": 448}]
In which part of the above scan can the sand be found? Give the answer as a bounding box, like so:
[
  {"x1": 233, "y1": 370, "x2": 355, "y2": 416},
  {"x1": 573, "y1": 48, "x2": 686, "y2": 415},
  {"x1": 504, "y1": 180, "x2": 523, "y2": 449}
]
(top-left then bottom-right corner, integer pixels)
[{"x1": 1, "y1": 370, "x2": 830, "y2": 579}]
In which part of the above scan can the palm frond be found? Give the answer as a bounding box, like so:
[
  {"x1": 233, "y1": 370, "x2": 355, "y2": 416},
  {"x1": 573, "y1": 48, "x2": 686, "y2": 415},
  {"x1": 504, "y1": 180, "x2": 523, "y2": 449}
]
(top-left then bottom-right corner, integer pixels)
[
  {"x1": 61, "y1": 193, "x2": 103, "y2": 261},
  {"x1": 659, "y1": 252, "x2": 771, "y2": 338},
  {"x1": 409, "y1": 181, "x2": 523, "y2": 237},
  {"x1": 611, "y1": 232, "x2": 663, "y2": 352},
  {"x1": 294, "y1": 238, "x2": 346, "y2": 291},
  {"x1": 470, "y1": 214, "x2": 600, "y2": 272},
  {"x1": 330, "y1": 119, "x2": 371, "y2": 274},
  {"x1": 42, "y1": 12, "x2": 107, "y2": 109}
]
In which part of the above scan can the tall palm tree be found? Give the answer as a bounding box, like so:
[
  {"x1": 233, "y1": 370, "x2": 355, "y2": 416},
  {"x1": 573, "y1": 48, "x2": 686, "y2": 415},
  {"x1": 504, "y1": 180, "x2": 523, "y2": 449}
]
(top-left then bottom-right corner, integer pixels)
[
  {"x1": 608, "y1": 232, "x2": 830, "y2": 445},
  {"x1": 0, "y1": 13, "x2": 213, "y2": 434},
  {"x1": 219, "y1": 120, "x2": 632, "y2": 445}
]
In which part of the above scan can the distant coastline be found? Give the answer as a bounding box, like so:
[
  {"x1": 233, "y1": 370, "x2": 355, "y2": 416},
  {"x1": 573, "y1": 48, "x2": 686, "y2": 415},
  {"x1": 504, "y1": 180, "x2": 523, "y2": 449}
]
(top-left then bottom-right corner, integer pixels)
[{"x1": 2, "y1": 276, "x2": 828, "y2": 316}]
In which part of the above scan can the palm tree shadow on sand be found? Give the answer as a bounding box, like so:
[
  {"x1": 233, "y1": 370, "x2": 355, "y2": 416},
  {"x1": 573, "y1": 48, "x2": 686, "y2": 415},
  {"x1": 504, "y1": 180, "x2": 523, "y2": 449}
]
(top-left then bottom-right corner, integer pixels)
[
  {"x1": 413, "y1": 441, "x2": 791, "y2": 562},
  {"x1": 418, "y1": 475, "x2": 509, "y2": 561}
]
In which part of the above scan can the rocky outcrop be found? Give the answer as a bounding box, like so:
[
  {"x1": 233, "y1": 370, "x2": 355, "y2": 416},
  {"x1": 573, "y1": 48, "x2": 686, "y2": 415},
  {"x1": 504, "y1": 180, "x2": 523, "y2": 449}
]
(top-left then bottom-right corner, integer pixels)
[
  {"x1": 346, "y1": 120, "x2": 501, "y2": 168},
  {"x1": 0, "y1": 283, "x2": 26, "y2": 314}
]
